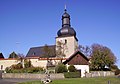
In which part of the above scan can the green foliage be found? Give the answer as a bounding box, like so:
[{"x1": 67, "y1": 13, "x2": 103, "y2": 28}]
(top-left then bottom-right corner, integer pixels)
[
  {"x1": 68, "y1": 65, "x2": 76, "y2": 72},
  {"x1": 24, "y1": 59, "x2": 32, "y2": 68},
  {"x1": 5, "y1": 59, "x2": 44, "y2": 73},
  {"x1": 5, "y1": 67, "x2": 45, "y2": 73},
  {"x1": 9, "y1": 52, "x2": 18, "y2": 58},
  {"x1": 110, "y1": 64, "x2": 119, "y2": 71},
  {"x1": 64, "y1": 72, "x2": 80, "y2": 78},
  {"x1": 11, "y1": 63, "x2": 23, "y2": 69},
  {"x1": 55, "y1": 63, "x2": 68, "y2": 73},
  {"x1": 90, "y1": 44, "x2": 116, "y2": 71}
]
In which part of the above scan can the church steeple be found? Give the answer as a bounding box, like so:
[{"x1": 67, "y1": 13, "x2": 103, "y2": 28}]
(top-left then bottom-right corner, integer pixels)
[
  {"x1": 57, "y1": 8, "x2": 76, "y2": 37},
  {"x1": 62, "y1": 7, "x2": 71, "y2": 27},
  {"x1": 56, "y1": 7, "x2": 79, "y2": 59}
]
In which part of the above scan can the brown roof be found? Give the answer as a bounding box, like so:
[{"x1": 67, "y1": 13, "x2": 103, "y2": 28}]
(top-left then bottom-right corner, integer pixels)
[{"x1": 63, "y1": 50, "x2": 89, "y2": 65}]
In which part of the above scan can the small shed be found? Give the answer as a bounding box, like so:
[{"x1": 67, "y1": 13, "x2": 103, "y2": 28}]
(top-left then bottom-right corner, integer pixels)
[{"x1": 63, "y1": 50, "x2": 89, "y2": 77}]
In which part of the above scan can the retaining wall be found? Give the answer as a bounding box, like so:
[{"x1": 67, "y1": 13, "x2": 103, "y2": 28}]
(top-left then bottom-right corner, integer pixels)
[{"x1": 2, "y1": 73, "x2": 64, "y2": 79}]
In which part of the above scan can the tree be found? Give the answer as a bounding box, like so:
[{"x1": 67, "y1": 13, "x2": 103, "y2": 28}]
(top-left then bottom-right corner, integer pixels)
[
  {"x1": 42, "y1": 44, "x2": 55, "y2": 58},
  {"x1": 24, "y1": 59, "x2": 32, "y2": 68},
  {"x1": 90, "y1": 44, "x2": 116, "y2": 71},
  {"x1": 42, "y1": 44, "x2": 55, "y2": 68},
  {"x1": 78, "y1": 45, "x2": 91, "y2": 57},
  {"x1": 55, "y1": 63, "x2": 68, "y2": 73},
  {"x1": 17, "y1": 53, "x2": 25, "y2": 68},
  {"x1": 9, "y1": 52, "x2": 18, "y2": 58},
  {"x1": 56, "y1": 41, "x2": 67, "y2": 58},
  {"x1": 68, "y1": 65, "x2": 77, "y2": 72}
]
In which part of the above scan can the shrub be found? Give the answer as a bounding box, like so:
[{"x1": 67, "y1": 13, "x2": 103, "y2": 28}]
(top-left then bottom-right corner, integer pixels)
[
  {"x1": 24, "y1": 59, "x2": 32, "y2": 68},
  {"x1": 64, "y1": 72, "x2": 81, "y2": 78},
  {"x1": 68, "y1": 65, "x2": 76, "y2": 72},
  {"x1": 11, "y1": 63, "x2": 23, "y2": 69},
  {"x1": 5, "y1": 66, "x2": 44, "y2": 73},
  {"x1": 5, "y1": 67, "x2": 12, "y2": 73},
  {"x1": 55, "y1": 63, "x2": 68, "y2": 73}
]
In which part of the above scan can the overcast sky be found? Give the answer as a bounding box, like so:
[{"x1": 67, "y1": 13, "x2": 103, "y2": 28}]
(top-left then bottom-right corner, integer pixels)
[{"x1": 0, "y1": 0, "x2": 120, "y2": 68}]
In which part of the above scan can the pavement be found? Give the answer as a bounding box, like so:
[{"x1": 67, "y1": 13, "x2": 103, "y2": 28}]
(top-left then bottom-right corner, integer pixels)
[{"x1": 0, "y1": 78, "x2": 40, "y2": 84}]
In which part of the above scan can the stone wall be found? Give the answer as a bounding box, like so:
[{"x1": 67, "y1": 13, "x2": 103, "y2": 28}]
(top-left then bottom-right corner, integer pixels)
[
  {"x1": 2, "y1": 73, "x2": 64, "y2": 79},
  {"x1": 86, "y1": 71, "x2": 115, "y2": 78}
]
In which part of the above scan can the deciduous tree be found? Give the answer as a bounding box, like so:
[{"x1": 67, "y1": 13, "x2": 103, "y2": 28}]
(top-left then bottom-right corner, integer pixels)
[{"x1": 90, "y1": 44, "x2": 116, "y2": 71}]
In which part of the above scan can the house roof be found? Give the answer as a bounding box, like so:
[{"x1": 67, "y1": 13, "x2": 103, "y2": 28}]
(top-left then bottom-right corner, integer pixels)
[
  {"x1": 26, "y1": 45, "x2": 56, "y2": 58},
  {"x1": 0, "y1": 53, "x2": 4, "y2": 59},
  {"x1": 63, "y1": 50, "x2": 89, "y2": 64}
]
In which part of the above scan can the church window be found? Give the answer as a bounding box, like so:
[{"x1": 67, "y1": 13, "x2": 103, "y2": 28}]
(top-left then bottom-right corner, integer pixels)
[{"x1": 1, "y1": 65, "x2": 3, "y2": 70}]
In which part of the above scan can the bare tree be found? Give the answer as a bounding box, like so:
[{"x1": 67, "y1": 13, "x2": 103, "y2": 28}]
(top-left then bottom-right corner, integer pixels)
[
  {"x1": 78, "y1": 45, "x2": 91, "y2": 57},
  {"x1": 17, "y1": 53, "x2": 25, "y2": 68},
  {"x1": 56, "y1": 41, "x2": 67, "y2": 58}
]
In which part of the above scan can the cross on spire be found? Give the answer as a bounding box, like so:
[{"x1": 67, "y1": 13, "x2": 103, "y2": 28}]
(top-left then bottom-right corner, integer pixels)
[{"x1": 64, "y1": 4, "x2": 67, "y2": 12}]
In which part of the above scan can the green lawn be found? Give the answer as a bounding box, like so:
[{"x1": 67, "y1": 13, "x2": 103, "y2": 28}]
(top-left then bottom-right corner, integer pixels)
[{"x1": 19, "y1": 77, "x2": 120, "y2": 84}]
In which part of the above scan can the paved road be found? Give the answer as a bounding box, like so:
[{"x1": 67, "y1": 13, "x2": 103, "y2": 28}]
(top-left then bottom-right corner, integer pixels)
[{"x1": 0, "y1": 78, "x2": 40, "y2": 84}]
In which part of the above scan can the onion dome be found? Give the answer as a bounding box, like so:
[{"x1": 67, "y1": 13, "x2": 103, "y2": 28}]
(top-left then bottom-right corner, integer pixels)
[{"x1": 57, "y1": 9, "x2": 76, "y2": 37}]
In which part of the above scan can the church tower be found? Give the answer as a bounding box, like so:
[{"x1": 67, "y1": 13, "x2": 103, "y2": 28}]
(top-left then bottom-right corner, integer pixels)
[{"x1": 56, "y1": 8, "x2": 78, "y2": 58}]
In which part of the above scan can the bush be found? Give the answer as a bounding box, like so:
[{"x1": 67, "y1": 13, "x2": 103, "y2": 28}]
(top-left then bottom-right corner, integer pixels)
[
  {"x1": 68, "y1": 65, "x2": 76, "y2": 72},
  {"x1": 5, "y1": 67, "x2": 12, "y2": 73},
  {"x1": 64, "y1": 72, "x2": 81, "y2": 78},
  {"x1": 55, "y1": 63, "x2": 68, "y2": 73},
  {"x1": 24, "y1": 59, "x2": 32, "y2": 68},
  {"x1": 5, "y1": 66, "x2": 45, "y2": 73},
  {"x1": 11, "y1": 63, "x2": 23, "y2": 69}
]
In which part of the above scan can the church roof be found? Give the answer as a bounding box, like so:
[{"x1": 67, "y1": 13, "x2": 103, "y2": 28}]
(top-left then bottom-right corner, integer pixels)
[
  {"x1": 0, "y1": 53, "x2": 4, "y2": 59},
  {"x1": 26, "y1": 45, "x2": 56, "y2": 58}
]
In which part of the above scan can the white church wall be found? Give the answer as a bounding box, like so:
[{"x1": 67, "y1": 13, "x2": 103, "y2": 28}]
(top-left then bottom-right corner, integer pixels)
[
  {"x1": 0, "y1": 59, "x2": 18, "y2": 70},
  {"x1": 74, "y1": 65, "x2": 89, "y2": 77},
  {"x1": 29, "y1": 59, "x2": 47, "y2": 68}
]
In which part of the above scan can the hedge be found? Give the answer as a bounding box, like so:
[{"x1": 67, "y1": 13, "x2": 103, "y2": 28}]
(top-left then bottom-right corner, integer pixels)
[{"x1": 64, "y1": 72, "x2": 81, "y2": 78}]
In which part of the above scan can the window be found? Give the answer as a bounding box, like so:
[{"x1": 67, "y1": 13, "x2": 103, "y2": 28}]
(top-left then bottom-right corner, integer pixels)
[
  {"x1": 65, "y1": 39, "x2": 67, "y2": 44},
  {"x1": 33, "y1": 52, "x2": 35, "y2": 55},
  {"x1": 1, "y1": 65, "x2": 3, "y2": 70}
]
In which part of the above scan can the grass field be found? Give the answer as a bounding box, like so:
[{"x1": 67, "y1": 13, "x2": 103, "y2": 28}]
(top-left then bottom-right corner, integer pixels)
[{"x1": 19, "y1": 77, "x2": 120, "y2": 84}]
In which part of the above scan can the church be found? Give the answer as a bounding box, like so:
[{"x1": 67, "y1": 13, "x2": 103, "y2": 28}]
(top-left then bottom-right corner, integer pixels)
[
  {"x1": 26, "y1": 8, "x2": 89, "y2": 77},
  {"x1": 0, "y1": 8, "x2": 89, "y2": 77}
]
